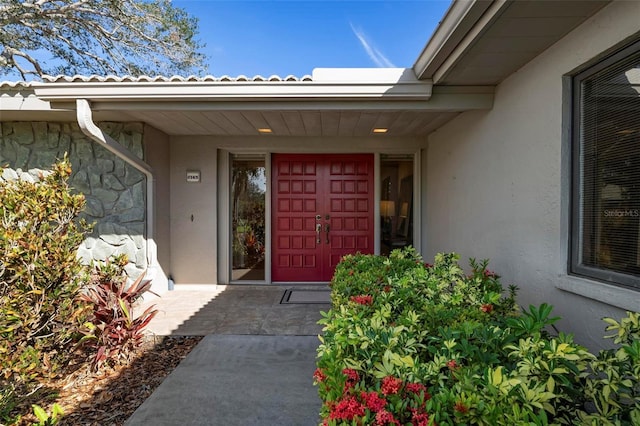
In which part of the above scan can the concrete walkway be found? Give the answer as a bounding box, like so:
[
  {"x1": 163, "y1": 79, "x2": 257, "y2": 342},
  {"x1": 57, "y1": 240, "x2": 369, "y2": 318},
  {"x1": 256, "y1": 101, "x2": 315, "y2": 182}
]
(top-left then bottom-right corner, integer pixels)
[{"x1": 126, "y1": 285, "x2": 330, "y2": 426}]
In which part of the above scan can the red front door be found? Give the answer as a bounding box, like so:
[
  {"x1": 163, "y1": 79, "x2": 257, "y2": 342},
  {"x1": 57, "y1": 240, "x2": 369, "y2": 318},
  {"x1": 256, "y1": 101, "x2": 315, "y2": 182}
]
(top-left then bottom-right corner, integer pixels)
[{"x1": 272, "y1": 154, "x2": 374, "y2": 282}]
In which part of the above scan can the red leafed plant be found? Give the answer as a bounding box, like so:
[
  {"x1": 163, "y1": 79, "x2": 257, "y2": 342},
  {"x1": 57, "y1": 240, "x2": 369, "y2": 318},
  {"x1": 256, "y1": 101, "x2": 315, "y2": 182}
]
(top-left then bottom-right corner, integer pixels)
[{"x1": 79, "y1": 255, "x2": 158, "y2": 370}]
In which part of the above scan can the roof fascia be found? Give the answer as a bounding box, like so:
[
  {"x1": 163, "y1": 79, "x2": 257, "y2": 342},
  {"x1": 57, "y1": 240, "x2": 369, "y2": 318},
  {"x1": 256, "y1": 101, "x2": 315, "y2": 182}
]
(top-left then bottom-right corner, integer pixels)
[
  {"x1": 44, "y1": 86, "x2": 493, "y2": 113},
  {"x1": 413, "y1": 0, "x2": 507, "y2": 82},
  {"x1": 32, "y1": 69, "x2": 433, "y2": 103},
  {"x1": 1, "y1": 93, "x2": 52, "y2": 111}
]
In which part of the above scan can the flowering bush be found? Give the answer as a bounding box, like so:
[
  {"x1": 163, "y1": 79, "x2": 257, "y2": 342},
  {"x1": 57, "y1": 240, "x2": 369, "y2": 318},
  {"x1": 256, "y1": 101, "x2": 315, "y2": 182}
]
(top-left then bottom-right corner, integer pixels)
[{"x1": 316, "y1": 248, "x2": 640, "y2": 425}]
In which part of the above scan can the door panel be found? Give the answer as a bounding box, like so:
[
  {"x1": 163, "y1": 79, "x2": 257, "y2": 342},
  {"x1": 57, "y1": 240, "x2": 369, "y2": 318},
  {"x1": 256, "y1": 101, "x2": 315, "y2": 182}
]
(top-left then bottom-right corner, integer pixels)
[
  {"x1": 326, "y1": 158, "x2": 373, "y2": 273},
  {"x1": 273, "y1": 156, "x2": 324, "y2": 281},
  {"x1": 272, "y1": 154, "x2": 373, "y2": 282}
]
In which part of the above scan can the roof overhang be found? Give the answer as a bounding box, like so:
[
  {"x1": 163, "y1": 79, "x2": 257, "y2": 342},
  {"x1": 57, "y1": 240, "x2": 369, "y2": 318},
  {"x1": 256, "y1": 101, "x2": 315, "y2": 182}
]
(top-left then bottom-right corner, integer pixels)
[
  {"x1": 32, "y1": 69, "x2": 432, "y2": 103},
  {"x1": 414, "y1": 0, "x2": 612, "y2": 85},
  {"x1": 1, "y1": 68, "x2": 494, "y2": 136}
]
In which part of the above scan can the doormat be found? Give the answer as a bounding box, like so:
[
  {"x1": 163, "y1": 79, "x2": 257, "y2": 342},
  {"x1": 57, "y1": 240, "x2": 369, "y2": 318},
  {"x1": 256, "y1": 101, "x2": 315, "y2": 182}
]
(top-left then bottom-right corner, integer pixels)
[{"x1": 280, "y1": 289, "x2": 331, "y2": 304}]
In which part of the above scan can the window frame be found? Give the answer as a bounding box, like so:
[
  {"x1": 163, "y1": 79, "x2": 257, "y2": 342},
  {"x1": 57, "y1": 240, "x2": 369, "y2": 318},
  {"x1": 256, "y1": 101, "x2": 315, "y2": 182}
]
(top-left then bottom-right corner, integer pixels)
[{"x1": 570, "y1": 38, "x2": 640, "y2": 290}]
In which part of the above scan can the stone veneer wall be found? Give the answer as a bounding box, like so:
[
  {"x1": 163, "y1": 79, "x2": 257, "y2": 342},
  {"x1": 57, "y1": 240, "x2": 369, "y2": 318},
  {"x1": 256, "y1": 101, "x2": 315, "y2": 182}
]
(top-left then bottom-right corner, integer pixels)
[{"x1": 0, "y1": 122, "x2": 147, "y2": 278}]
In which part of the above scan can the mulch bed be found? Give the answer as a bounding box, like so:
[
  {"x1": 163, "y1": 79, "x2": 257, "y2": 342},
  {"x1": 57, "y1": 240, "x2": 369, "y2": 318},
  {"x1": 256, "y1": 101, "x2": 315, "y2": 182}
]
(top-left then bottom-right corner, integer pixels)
[{"x1": 7, "y1": 336, "x2": 202, "y2": 426}]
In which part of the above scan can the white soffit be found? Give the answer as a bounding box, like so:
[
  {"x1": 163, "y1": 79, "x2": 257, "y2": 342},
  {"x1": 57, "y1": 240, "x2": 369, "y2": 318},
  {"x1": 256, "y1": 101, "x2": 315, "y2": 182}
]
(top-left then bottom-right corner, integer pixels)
[{"x1": 414, "y1": 0, "x2": 612, "y2": 85}]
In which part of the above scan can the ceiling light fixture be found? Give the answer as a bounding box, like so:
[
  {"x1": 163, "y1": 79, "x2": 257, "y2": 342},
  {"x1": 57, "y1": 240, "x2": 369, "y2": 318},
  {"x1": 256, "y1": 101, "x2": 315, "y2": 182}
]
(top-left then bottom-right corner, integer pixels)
[
  {"x1": 372, "y1": 128, "x2": 388, "y2": 134},
  {"x1": 257, "y1": 128, "x2": 273, "y2": 134}
]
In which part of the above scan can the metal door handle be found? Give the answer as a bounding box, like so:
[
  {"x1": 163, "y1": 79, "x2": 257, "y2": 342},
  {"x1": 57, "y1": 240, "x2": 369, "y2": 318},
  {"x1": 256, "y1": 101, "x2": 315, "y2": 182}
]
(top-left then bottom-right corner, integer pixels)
[
  {"x1": 316, "y1": 223, "x2": 322, "y2": 244},
  {"x1": 325, "y1": 223, "x2": 330, "y2": 244}
]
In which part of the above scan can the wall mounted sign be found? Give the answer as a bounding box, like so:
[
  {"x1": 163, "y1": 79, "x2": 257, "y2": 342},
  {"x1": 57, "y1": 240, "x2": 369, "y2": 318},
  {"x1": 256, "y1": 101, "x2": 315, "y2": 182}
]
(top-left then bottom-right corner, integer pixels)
[{"x1": 186, "y1": 170, "x2": 201, "y2": 183}]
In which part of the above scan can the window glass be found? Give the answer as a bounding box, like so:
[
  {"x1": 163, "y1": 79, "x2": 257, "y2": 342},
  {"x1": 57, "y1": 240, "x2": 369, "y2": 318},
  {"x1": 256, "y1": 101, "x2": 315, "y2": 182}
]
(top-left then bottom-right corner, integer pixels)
[
  {"x1": 573, "y1": 41, "x2": 640, "y2": 288},
  {"x1": 380, "y1": 155, "x2": 414, "y2": 255},
  {"x1": 231, "y1": 156, "x2": 266, "y2": 281}
]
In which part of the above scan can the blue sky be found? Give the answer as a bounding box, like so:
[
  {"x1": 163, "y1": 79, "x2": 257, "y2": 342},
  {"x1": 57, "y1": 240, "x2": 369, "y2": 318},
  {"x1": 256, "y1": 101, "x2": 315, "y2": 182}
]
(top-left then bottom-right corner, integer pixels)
[
  {"x1": 175, "y1": 0, "x2": 452, "y2": 77},
  {"x1": 1, "y1": 0, "x2": 451, "y2": 80}
]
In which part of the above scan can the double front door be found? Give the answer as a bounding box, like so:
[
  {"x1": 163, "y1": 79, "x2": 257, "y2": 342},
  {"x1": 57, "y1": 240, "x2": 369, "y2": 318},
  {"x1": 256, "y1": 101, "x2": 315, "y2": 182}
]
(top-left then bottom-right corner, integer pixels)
[{"x1": 272, "y1": 154, "x2": 374, "y2": 281}]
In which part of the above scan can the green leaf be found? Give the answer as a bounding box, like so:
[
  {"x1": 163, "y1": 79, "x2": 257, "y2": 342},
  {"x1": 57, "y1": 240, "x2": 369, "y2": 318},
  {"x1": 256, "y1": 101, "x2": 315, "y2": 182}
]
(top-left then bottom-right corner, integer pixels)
[
  {"x1": 491, "y1": 366, "x2": 503, "y2": 386},
  {"x1": 119, "y1": 298, "x2": 131, "y2": 321},
  {"x1": 52, "y1": 403, "x2": 64, "y2": 419},
  {"x1": 32, "y1": 404, "x2": 47, "y2": 423},
  {"x1": 546, "y1": 376, "x2": 555, "y2": 393}
]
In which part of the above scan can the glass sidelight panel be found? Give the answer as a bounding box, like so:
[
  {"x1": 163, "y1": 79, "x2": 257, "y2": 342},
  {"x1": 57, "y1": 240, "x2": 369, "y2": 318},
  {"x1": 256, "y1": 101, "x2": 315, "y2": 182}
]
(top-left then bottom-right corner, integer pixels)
[
  {"x1": 231, "y1": 155, "x2": 266, "y2": 281},
  {"x1": 380, "y1": 155, "x2": 414, "y2": 255}
]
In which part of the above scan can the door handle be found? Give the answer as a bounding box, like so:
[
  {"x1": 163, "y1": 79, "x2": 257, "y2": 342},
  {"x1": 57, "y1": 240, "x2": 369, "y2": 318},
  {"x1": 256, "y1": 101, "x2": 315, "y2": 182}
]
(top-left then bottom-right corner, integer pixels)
[
  {"x1": 316, "y1": 223, "x2": 322, "y2": 244},
  {"x1": 325, "y1": 223, "x2": 330, "y2": 244}
]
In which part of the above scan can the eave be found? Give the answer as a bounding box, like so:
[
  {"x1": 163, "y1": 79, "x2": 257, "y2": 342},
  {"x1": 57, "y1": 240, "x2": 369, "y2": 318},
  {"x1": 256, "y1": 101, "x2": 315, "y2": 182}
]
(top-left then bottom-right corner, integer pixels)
[
  {"x1": 2, "y1": 69, "x2": 494, "y2": 136},
  {"x1": 414, "y1": 0, "x2": 612, "y2": 85}
]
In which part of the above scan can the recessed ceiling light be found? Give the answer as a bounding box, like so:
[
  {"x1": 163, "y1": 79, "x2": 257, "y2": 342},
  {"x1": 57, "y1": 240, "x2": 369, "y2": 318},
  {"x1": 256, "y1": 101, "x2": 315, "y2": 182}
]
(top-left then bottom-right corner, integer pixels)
[
  {"x1": 257, "y1": 128, "x2": 273, "y2": 134},
  {"x1": 372, "y1": 128, "x2": 388, "y2": 134}
]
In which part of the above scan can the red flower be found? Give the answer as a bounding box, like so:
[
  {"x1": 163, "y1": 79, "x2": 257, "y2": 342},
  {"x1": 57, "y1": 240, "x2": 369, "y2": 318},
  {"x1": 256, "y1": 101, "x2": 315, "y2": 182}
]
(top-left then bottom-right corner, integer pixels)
[
  {"x1": 313, "y1": 368, "x2": 326, "y2": 383},
  {"x1": 360, "y1": 391, "x2": 387, "y2": 412},
  {"x1": 329, "y1": 396, "x2": 365, "y2": 421},
  {"x1": 381, "y1": 376, "x2": 403, "y2": 395},
  {"x1": 412, "y1": 411, "x2": 431, "y2": 426},
  {"x1": 349, "y1": 270, "x2": 354, "y2": 276},
  {"x1": 350, "y1": 295, "x2": 373, "y2": 306},
  {"x1": 383, "y1": 285, "x2": 392, "y2": 293},
  {"x1": 342, "y1": 368, "x2": 360, "y2": 391},
  {"x1": 454, "y1": 401, "x2": 469, "y2": 414},
  {"x1": 424, "y1": 262, "x2": 433, "y2": 268},
  {"x1": 405, "y1": 382, "x2": 430, "y2": 399},
  {"x1": 447, "y1": 360, "x2": 458, "y2": 370},
  {"x1": 481, "y1": 304, "x2": 494, "y2": 313},
  {"x1": 483, "y1": 269, "x2": 497, "y2": 278},
  {"x1": 375, "y1": 409, "x2": 400, "y2": 425},
  {"x1": 342, "y1": 368, "x2": 359, "y2": 382}
]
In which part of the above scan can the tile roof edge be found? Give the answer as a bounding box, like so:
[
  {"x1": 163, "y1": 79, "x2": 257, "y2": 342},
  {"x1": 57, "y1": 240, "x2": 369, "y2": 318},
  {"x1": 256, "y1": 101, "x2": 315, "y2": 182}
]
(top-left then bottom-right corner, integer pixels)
[{"x1": 38, "y1": 74, "x2": 314, "y2": 83}]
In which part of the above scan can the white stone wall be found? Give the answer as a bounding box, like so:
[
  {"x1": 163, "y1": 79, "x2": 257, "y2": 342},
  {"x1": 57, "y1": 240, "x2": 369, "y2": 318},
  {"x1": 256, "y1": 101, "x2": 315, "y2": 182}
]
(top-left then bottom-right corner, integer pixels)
[{"x1": 0, "y1": 121, "x2": 147, "y2": 278}]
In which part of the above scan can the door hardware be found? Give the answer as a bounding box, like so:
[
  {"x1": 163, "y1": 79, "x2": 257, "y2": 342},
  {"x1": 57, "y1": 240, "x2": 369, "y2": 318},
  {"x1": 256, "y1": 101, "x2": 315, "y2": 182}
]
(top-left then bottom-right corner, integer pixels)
[
  {"x1": 316, "y1": 214, "x2": 322, "y2": 220},
  {"x1": 325, "y1": 223, "x2": 330, "y2": 244},
  {"x1": 316, "y1": 223, "x2": 322, "y2": 244}
]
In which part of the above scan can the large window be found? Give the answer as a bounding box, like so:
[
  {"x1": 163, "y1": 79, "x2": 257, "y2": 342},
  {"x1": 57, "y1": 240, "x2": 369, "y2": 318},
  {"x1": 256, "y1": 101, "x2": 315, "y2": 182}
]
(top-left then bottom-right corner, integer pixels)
[{"x1": 572, "y1": 40, "x2": 640, "y2": 289}]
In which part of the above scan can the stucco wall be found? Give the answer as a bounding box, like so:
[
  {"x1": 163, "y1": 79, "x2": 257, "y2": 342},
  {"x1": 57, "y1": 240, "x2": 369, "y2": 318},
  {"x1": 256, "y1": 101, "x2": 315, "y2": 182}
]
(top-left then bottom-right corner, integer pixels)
[
  {"x1": 169, "y1": 138, "x2": 218, "y2": 284},
  {"x1": 425, "y1": 0, "x2": 640, "y2": 350},
  {"x1": 0, "y1": 121, "x2": 147, "y2": 279},
  {"x1": 169, "y1": 135, "x2": 426, "y2": 284},
  {"x1": 144, "y1": 125, "x2": 171, "y2": 289}
]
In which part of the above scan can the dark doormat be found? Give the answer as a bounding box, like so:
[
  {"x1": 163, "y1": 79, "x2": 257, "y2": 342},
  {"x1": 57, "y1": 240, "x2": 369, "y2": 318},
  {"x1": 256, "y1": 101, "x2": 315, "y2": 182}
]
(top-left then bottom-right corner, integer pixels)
[{"x1": 280, "y1": 289, "x2": 331, "y2": 304}]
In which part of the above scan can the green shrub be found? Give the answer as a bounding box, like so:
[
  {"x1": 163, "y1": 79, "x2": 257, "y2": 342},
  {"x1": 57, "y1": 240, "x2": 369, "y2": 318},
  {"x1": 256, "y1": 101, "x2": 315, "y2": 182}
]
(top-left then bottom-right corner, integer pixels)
[
  {"x1": 0, "y1": 159, "x2": 90, "y2": 384},
  {"x1": 0, "y1": 384, "x2": 18, "y2": 424},
  {"x1": 579, "y1": 312, "x2": 640, "y2": 424},
  {"x1": 316, "y1": 248, "x2": 640, "y2": 425}
]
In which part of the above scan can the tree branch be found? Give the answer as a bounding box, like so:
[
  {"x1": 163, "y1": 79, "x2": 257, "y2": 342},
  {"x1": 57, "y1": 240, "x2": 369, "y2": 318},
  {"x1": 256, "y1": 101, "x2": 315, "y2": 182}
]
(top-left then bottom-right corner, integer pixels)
[
  {"x1": 3, "y1": 46, "x2": 44, "y2": 78},
  {"x1": 0, "y1": 0, "x2": 207, "y2": 78}
]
